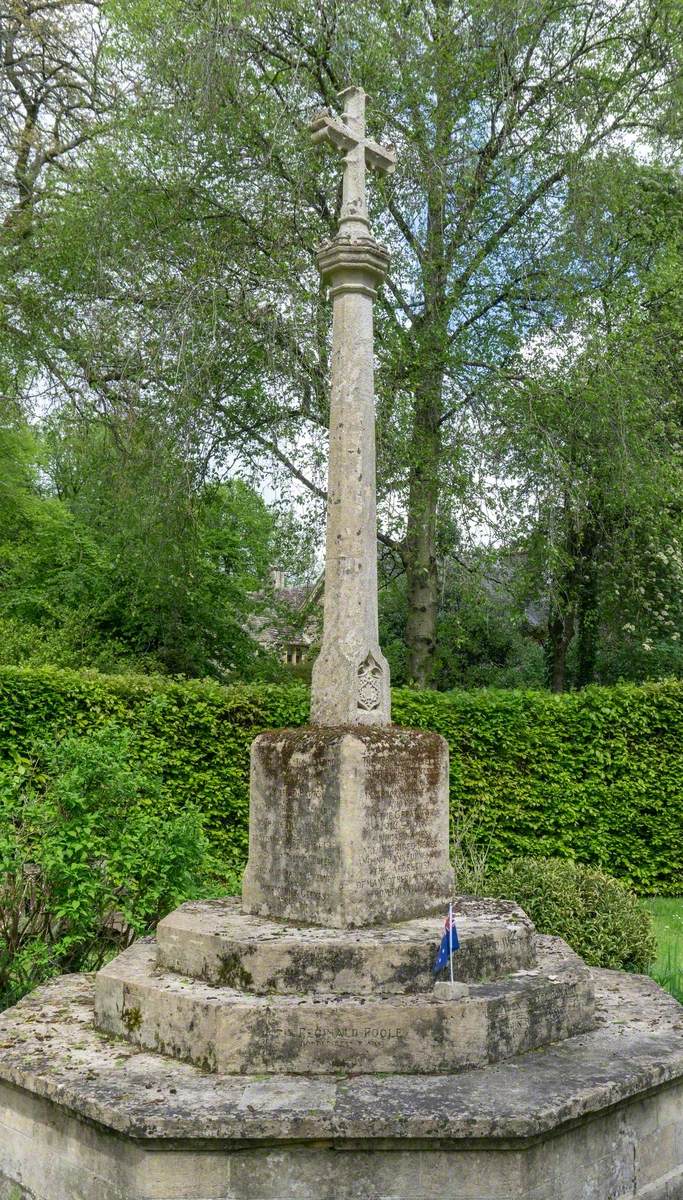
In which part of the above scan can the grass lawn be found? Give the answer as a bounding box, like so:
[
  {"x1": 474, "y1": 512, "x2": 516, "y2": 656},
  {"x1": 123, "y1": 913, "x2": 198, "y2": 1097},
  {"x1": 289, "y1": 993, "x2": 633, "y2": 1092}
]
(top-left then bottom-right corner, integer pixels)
[{"x1": 642, "y1": 897, "x2": 683, "y2": 1004}]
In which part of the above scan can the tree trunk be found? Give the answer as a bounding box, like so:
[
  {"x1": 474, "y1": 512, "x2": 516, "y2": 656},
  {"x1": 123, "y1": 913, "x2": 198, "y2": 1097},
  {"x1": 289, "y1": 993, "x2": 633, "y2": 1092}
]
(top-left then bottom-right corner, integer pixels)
[
  {"x1": 546, "y1": 608, "x2": 575, "y2": 693},
  {"x1": 402, "y1": 16, "x2": 450, "y2": 686},
  {"x1": 575, "y1": 525, "x2": 599, "y2": 688},
  {"x1": 404, "y1": 377, "x2": 442, "y2": 685}
]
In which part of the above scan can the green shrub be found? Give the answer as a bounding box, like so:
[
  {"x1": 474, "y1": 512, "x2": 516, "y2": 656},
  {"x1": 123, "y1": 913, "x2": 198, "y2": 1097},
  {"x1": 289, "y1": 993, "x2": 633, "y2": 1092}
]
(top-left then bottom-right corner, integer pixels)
[
  {"x1": 0, "y1": 667, "x2": 681, "y2": 895},
  {"x1": 0, "y1": 667, "x2": 310, "y2": 874},
  {"x1": 472, "y1": 856, "x2": 657, "y2": 972},
  {"x1": 0, "y1": 722, "x2": 210, "y2": 1008}
]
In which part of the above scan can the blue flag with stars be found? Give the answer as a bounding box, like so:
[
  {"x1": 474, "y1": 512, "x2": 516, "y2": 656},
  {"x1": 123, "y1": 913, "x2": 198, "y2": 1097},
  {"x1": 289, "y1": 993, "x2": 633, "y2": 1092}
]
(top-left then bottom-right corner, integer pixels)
[{"x1": 433, "y1": 904, "x2": 460, "y2": 974}]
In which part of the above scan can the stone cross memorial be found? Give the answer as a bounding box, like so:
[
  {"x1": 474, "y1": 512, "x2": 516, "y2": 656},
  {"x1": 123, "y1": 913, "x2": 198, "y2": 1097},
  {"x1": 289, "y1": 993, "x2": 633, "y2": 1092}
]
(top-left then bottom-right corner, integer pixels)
[
  {"x1": 1, "y1": 86, "x2": 680, "y2": 1200},
  {"x1": 242, "y1": 85, "x2": 454, "y2": 927}
]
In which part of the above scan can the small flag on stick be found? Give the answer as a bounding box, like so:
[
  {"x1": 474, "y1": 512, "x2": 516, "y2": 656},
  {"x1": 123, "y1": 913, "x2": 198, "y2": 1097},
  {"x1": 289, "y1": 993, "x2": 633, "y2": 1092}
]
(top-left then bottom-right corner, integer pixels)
[{"x1": 432, "y1": 901, "x2": 460, "y2": 978}]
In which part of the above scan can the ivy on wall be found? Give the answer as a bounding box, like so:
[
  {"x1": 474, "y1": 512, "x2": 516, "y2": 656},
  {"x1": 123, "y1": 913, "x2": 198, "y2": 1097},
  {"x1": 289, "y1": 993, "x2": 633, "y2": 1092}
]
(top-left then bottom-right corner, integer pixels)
[{"x1": 0, "y1": 667, "x2": 680, "y2": 895}]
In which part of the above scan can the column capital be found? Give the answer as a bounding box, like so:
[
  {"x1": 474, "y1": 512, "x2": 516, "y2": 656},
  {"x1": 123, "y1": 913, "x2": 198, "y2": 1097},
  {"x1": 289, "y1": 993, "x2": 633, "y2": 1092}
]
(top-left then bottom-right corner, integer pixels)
[{"x1": 317, "y1": 235, "x2": 390, "y2": 299}]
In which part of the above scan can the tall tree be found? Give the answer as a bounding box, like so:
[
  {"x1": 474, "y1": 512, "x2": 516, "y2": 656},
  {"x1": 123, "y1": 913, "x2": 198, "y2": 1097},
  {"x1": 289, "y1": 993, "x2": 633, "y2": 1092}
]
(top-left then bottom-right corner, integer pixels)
[
  {"x1": 6, "y1": 0, "x2": 682, "y2": 683},
  {"x1": 0, "y1": 404, "x2": 280, "y2": 676},
  {"x1": 0, "y1": 0, "x2": 122, "y2": 405},
  {"x1": 87, "y1": 0, "x2": 683, "y2": 682},
  {"x1": 0, "y1": 0, "x2": 113, "y2": 230},
  {"x1": 494, "y1": 167, "x2": 683, "y2": 690}
]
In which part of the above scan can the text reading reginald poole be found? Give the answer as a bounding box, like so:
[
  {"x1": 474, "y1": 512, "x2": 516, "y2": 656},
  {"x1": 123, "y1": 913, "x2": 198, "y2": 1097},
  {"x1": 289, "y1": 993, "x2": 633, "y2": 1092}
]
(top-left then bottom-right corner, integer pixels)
[{"x1": 290, "y1": 1026, "x2": 402, "y2": 1045}]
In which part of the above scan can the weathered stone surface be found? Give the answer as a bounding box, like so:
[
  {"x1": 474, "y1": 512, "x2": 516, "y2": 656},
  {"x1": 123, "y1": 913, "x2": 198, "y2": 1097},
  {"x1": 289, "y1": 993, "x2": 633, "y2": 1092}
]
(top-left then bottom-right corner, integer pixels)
[
  {"x1": 311, "y1": 239, "x2": 389, "y2": 724},
  {"x1": 241, "y1": 725, "x2": 454, "y2": 927},
  {"x1": 156, "y1": 895, "x2": 534, "y2": 993},
  {"x1": 0, "y1": 963, "x2": 681, "y2": 1198},
  {"x1": 94, "y1": 935, "x2": 595, "y2": 1075},
  {"x1": 309, "y1": 235, "x2": 392, "y2": 728},
  {"x1": 434, "y1": 980, "x2": 470, "y2": 999},
  {"x1": 3, "y1": 1101, "x2": 682, "y2": 1200}
]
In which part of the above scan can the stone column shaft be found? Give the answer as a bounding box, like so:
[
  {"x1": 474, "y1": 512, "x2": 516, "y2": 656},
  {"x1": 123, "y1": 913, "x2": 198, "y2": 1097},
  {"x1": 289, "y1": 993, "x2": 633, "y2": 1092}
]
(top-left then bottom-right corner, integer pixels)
[{"x1": 310, "y1": 237, "x2": 391, "y2": 726}]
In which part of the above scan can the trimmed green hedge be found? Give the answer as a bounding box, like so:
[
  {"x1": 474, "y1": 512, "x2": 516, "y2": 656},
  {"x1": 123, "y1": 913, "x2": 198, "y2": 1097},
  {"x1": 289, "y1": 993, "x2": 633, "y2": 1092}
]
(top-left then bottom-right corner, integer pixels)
[
  {"x1": 0, "y1": 668, "x2": 308, "y2": 874},
  {"x1": 0, "y1": 667, "x2": 681, "y2": 895}
]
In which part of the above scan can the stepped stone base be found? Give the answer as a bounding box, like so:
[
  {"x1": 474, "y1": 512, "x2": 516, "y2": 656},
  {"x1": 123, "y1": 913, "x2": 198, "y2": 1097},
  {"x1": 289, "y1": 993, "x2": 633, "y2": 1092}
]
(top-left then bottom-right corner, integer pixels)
[
  {"x1": 94, "y1": 898, "x2": 596, "y2": 1076},
  {"x1": 0, "y1": 966, "x2": 681, "y2": 1199},
  {"x1": 94, "y1": 934, "x2": 595, "y2": 1075}
]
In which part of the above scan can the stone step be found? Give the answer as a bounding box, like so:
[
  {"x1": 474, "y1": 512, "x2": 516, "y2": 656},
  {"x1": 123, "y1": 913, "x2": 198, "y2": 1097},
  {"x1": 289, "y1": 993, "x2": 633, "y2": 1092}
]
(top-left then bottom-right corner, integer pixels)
[
  {"x1": 94, "y1": 936, "x2": 596, "y2": 1075},
  {"x1": 156, "y1": 895, "x2": 535, "y2": 994}
]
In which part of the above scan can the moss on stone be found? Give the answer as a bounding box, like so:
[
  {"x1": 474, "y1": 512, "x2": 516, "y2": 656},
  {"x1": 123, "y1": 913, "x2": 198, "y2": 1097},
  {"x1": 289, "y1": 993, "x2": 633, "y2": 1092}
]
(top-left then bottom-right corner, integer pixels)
[
  {"x1": 122, "y1": 1006, "x2": 142, "y2": 1033},
  {"x1": 217, "y1": 954, "x2": 254, "y2": 991}
]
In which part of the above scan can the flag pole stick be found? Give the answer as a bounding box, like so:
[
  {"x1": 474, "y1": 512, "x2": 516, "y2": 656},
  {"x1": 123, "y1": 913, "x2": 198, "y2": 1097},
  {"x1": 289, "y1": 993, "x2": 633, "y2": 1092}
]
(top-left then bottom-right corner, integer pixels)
[{"x1": 449, "y1": 899, "x2": 454, "y2": 984}]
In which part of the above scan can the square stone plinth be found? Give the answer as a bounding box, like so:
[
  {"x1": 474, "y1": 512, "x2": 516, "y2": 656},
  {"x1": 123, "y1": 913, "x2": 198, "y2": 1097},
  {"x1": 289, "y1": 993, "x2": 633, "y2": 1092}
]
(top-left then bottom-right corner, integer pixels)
[{"x1": 241, "y1": 725, "x2": 453, "y2": 927}]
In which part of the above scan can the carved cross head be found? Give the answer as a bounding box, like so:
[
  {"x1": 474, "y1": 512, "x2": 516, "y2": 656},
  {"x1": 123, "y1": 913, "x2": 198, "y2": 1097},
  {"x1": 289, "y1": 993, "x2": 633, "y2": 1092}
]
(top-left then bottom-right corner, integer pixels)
[{"x1": 309, "y1": 86, "x2": 396, "y2": 238}]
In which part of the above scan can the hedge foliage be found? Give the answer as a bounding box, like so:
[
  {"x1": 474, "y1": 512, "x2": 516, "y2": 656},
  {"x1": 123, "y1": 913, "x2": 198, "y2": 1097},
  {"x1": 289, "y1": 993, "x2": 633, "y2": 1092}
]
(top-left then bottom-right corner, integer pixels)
[
  {"x1": 0, "y1": 722, "x2": 209, "y2": 1009},
  {"x1": 0, "y1": 667, "x2": 681, "y2": 895}
]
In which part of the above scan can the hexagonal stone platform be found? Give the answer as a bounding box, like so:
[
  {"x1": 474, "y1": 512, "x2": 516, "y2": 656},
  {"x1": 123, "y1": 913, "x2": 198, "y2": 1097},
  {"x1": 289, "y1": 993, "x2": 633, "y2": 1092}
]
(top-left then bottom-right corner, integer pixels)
[{"x1": 0, "y1": 958, "x2": 681, "y2": 1200}]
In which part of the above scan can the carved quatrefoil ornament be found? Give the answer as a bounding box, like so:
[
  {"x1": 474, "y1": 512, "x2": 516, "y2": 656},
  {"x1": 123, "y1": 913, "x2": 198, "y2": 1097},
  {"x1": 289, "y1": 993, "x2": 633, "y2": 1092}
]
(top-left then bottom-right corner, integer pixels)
[{"x1": 357, "y1": 652, "x2": 382, "y2": 711}]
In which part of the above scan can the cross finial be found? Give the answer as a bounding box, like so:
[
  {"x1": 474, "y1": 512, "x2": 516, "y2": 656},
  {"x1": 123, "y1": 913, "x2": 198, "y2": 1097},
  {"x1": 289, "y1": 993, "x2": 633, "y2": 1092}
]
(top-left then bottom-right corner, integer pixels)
[{"x1": 310, "y1": 86, "x2": 396, "y2": 238}]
